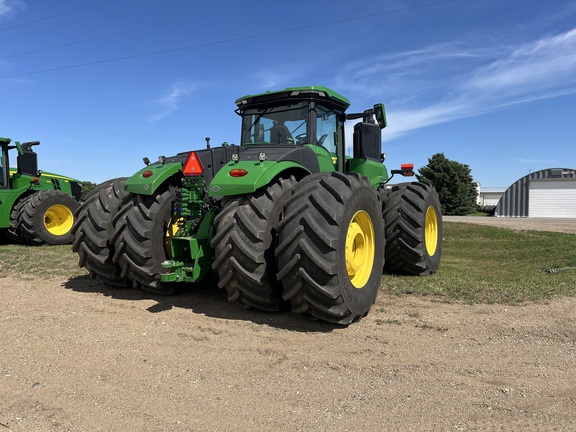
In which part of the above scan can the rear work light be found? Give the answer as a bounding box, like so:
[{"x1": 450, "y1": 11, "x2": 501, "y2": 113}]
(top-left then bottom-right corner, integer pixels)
[
  {"x1": 183, "y1": 151, "x2": 203, "y2": 176},
  {"x1": 229, "y1": 169, "x2": 248, "y2": 177}
]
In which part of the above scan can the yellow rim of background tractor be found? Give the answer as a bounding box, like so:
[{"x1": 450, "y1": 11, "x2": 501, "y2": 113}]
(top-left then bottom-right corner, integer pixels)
[
  {"x1": 165, "y1": 216, "x2": 183, "y2": 258},
  {"x1": 425, "y1": 206, "x2": 438, "y2": 256},
  {"x1": 43, "y1": 204, "x2": 74, "y2": 236},
  {"x1": 345, "y1": 210, "x2": 375, "y2": 289}
]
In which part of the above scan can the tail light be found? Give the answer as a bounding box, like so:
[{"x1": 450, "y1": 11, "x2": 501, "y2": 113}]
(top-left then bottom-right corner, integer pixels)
[
  {"x1": 229, "y1": 169, "x2": 248, "y2": 177},
  {"x1": 400, "y1": 164, "x2": 415, "y2": 177}
]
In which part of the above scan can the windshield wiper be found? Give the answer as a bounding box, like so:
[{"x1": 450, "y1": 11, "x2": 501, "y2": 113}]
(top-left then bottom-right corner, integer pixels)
[{"x1": 247, "y1": 106, "x2": 272, "y2": 133}]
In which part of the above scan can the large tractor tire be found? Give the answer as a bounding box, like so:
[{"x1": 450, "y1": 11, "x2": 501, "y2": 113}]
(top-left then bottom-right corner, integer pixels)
[
  {"x1": 6, "y1": 195, "x2": 31, "y2": 243},
  {"x1": 18, "y1": 190, "x2": 80, "y2": 245},
  {"x1": 111, "y1": 185, "x2": 177, "y2": 294},
  {"x1": 383, "y1": 182, "x2": 443, "y2": 275},
  {"x1": 276, "y1": 172, "x2": 385, "y2": 325},
  {"x1": 211, "y1": 177, "x2": 297, "y2": 311},
  {"x1": 72, "y1": 178, "x2": 130, "y2": 286}
]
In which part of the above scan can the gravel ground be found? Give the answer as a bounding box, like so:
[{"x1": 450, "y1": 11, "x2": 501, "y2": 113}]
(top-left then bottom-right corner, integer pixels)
[{"x1": 1, "y1": 217, "x2": 575, "y2": 431}]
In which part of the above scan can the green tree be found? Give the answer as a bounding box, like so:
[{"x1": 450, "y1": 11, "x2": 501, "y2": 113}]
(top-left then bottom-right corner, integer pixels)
[
  {"x1": 416, "y1": 153, "x2": 477, "y2": 215},
  {"x1": 80, "y1": 180, "x2": 98, "y2": 202}
]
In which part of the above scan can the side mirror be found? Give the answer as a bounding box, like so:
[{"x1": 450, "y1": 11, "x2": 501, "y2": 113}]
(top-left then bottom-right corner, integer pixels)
[{"x1": 373, "y1": 103, "x2": 387, "y2": 129}]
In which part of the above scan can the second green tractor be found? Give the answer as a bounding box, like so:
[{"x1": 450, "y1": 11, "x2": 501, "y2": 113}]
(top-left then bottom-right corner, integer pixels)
[
  {"x1": 73, "y1": 86, "x2": 443, "y2": 324},
  {"x1": 1, "y1": 138, "x2": 81, "y2": 245}
]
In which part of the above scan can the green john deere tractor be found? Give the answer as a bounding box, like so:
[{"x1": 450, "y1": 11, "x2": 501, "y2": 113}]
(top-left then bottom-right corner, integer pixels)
[
  {"x1": 72, "y1": 86, "x2": 443, "y2": 324},
  {"x1": 0, "y1": 137, "x2": 81, "y2": 245}
]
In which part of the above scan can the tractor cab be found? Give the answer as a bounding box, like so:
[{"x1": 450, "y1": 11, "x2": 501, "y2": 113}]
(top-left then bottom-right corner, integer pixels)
[
  {"x1": 204, "y1": 86, "x2": 392, "y2": 198},
  {"x1": 235, "y1": 86, "x2": 349, "y2": 171},
  {"x1": 235, "y1": 86, "x2": 388, "y2": 176}
]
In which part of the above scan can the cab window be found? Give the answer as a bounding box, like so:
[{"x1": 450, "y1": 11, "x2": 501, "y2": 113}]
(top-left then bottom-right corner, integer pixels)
[
  {"x1": 315, "y1": 105, "x2": 340, "y2": 154},
  {"x1": 313, "y1": 105, "x2": 345, "y2": 170},
  {"x1": 0, "y1": 147, "x2": 7, "y2": 188},
  {"x1": 241, "y1": 102, "x2": 309, "y2": 145}
]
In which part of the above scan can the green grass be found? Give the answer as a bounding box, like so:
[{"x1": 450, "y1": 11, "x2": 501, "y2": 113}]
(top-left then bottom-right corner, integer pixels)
[
  {"x1": 383, "y1": 222, "x2": 576, "y2": 303},
  {"x1": 1, "y1": 221, "x2": 575, "y2": 304},
  {"x1": 0, "y1": 243, "x2": 87, "y2": 278}
]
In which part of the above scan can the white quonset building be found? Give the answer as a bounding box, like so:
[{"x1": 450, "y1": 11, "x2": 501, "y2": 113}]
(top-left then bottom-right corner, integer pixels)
[
  {"x1": 477, "y1": 187, "x2": 506, "y2": 207},
  {"x1": 495, "y1": 168, "x2": 576, "y2": 218}
]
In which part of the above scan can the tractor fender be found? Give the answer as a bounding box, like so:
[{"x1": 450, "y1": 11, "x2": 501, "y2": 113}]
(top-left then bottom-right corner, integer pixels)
[
  {"x1": 208, "y1": 160, "x2": 310, "y2": 197},
  {"x1": 124, "y1": 162, "x2": 182, "y2": 195}
]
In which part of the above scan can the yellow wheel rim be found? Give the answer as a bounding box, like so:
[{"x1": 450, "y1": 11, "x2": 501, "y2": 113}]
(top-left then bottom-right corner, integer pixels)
[
  {"x1": 345, "y1": 210, "x2": 375, "y2": 289},
  {"x1": 165, "y1": 216, "x2": 182, "y2": 258},
  {"x1": 425, "y1": 206, "x2": 439, "y2": 256},
  {"x1": 44, "y1": 204, "x2": 74, "y2": 236}
]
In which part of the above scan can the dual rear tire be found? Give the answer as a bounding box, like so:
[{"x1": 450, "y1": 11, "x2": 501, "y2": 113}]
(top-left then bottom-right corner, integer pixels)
[
  {"x1": 211, "y1": 172, "x2": 385, "y2": 325},
  {"x1": 73, "y1": 180, "x2": 178, "y2": 294},
  {"x1": 383, "y1": 182, "x2": 443, "y2": 276}
]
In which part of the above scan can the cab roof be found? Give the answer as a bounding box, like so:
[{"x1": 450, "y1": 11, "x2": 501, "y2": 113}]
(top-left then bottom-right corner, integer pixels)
[{"x1": 235, "y1": 86, "x2": 350, "y2": 111}]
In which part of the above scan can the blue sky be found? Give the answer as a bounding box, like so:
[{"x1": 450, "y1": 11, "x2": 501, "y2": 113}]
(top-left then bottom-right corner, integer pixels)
[{"x1": 1, "y1": 0, "x2": 575, "y2": 188}]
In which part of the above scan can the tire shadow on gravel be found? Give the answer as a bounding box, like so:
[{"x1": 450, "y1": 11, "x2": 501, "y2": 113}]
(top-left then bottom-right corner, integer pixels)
[{"x1": 62, "y1": 275, "x2": 339, "y2": 333}]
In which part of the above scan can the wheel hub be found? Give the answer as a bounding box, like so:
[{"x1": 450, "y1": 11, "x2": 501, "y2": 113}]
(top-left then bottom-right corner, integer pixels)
[
  {"x1": 345, "y1": 210, "x2": 375, "y2": 289},
  {"x1": 425, "y1": 206, "x2": 438, "y2": 256},
  {"x1": 44, "y1": 204, "x2": 74, "y2": 236},
  {"x1": 165, "y1": 216, "x2": 183, "y2": 259}
]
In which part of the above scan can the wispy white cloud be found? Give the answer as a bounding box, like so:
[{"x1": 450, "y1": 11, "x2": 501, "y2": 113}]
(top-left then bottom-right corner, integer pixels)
[
  {"x1": 336, "y1": 26, "x2": 576, "y2": 142},
  {"x1": 147, "y1": 80, "x2": 199, "y2": 122},
  {"x1": 0, "y1": 0, "x2": 25, "y2": 19},
  {"x1": 251, "y1": 70, "x2": 303, "y2": 92},
  {"x1": 253, "y1": 71, "x2": 285, "y2": 90},
  {"x1": 463, "y1": 28, "x2": 576, "y2": 98},
  {"x1": 335, "y1": 43, "x2": 496, "y2": 103}
]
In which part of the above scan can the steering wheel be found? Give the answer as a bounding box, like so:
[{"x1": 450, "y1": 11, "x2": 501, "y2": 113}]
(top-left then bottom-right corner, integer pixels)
[
  {"x1": 317, "y1": 133, "x2": 328, "y2": 146},
  {"x1": 295, "y1": 133, "x2": 307, "y2": 144}
]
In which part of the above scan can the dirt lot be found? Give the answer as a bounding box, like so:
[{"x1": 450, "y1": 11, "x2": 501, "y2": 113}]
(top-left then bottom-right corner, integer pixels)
[
  {"x1": 443, "y1": 216, "x2": 576, "y2": 234},
  {"x1": 1, "y1": 219, "x2": 575, "y2": 431}
]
